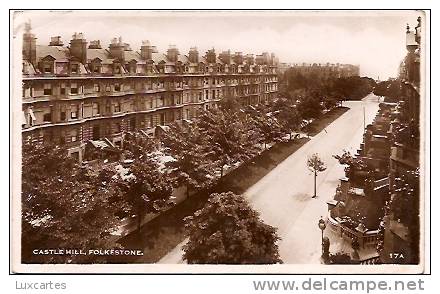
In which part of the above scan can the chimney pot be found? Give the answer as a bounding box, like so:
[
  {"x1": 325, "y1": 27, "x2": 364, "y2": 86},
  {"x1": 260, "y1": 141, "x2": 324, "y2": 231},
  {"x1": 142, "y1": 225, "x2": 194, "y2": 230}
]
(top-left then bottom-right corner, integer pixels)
[
  {"x1": 49, "y1": 36, "x2": 63, "y2": 46},
  {"x1": 88, "y1": 40, "x2": 102, "y2": 49}
]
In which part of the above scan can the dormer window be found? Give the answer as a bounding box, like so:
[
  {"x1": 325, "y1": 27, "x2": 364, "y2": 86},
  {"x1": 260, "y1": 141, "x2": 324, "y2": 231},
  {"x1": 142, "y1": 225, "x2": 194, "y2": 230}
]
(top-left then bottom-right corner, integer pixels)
[
  {"x1": 71, "y1": 63, "x2": 79, "y2": 74},
  {"x1": 90, "y1": 58, "x2": 102, "y2": 74},
  {"x1": 128, "y1": 61, "x2": 137, "y2": 74},
  {"x1": 146, "y1": 64, "x2": 153, "y2": 74},
  {"x1": 130, "y1": 65, "x2": 136, "y2": 74},
  {"x1": 113, "y1": 64, "x2": 121, "y2": 74},
  {"x1": 157, "y1": 63, "x2": 165, "y2": 74},
  {"x1": 40, "y1": 55, "x2": 56, "y2": 74},
  {"x1": 43, "y1": 64, "x2": 52, "y2": 73}
]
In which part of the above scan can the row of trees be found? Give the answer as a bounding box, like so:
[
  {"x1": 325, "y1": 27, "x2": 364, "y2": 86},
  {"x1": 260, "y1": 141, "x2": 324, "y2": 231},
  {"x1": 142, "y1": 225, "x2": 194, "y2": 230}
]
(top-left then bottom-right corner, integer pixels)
[
  {"x1": 22, "y1": 89, "x2": 341, "y2": 263},
  {"x1": 162, "y1": 97, "x2": 305, "y2": 197},
  {"x1": 373, "y1": 79, "x2": 401, "y2": 101},
  {"x1": 279, "y1": 71, "x2": 376, "y2": 116}
]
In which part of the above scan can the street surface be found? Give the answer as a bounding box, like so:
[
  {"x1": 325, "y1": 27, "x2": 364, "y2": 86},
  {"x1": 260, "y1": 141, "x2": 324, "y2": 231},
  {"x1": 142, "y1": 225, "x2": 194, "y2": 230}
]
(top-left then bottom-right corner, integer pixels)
[{"x1": 159, "y1": 94, "x2": 380, "y2": 264}]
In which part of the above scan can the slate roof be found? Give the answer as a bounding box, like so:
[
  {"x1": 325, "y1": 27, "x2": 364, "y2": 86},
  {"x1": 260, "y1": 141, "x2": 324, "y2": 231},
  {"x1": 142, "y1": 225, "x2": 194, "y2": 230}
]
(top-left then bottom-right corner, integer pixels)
[
  {"x1": 26, "y1": 43, "x2": 275, "y2": 70},
  {"x1": 87, "y1": 48, "x2": 114, "y2": 64},
  {"x1": 36, "y1": 45, "x2": 69, "y2": 62}
]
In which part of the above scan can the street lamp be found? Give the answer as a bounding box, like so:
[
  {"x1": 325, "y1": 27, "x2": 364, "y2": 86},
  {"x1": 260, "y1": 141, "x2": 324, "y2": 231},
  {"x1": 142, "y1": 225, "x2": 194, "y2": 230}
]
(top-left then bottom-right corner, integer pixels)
[{"x1": 318, "y1": 216, "x2": 327, "y2": 255}]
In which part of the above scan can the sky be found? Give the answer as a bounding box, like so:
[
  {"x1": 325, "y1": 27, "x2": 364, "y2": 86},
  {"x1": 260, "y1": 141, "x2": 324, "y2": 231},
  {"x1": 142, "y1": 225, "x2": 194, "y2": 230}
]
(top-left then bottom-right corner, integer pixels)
[{"x1": 13, "y1": 10, "x2": 423, "y2": 80}]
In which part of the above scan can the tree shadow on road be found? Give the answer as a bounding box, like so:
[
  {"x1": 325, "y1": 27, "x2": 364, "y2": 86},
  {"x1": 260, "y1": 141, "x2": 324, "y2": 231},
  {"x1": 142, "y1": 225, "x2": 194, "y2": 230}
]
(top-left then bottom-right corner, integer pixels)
[{"x1": 292, "y1": 192, "x2": 312, "y2": 202}]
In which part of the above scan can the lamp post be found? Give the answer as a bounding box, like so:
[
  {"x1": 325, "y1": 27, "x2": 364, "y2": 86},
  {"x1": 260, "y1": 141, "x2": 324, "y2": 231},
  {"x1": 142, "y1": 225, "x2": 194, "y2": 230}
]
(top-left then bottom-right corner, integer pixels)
[{"x1": 318, "y1": 216, "x2": 327, "y2": 255}]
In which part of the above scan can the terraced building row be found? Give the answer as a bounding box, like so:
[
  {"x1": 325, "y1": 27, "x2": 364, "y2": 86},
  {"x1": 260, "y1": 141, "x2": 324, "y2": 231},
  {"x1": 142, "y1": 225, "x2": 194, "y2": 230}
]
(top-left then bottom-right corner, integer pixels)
[{"x1": 21, "y1": 23, "x2": 279, "y2": 161}]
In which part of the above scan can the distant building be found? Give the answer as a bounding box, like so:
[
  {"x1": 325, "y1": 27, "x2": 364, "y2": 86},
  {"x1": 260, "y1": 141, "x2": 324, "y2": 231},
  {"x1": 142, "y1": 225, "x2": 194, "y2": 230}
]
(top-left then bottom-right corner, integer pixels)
[
  {"x1": 277, "y1": 62, "x2": 360, "y2": 78},
  {"x1": 21, "y1": 23, "x2": 279, "y2": 161}
]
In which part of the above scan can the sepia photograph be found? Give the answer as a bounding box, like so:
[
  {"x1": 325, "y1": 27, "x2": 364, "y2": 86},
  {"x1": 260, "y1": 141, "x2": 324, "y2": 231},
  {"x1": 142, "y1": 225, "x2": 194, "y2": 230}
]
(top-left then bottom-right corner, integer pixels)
[{"x1": 10, "y1": 9, "x2": 429, "y2": 274}]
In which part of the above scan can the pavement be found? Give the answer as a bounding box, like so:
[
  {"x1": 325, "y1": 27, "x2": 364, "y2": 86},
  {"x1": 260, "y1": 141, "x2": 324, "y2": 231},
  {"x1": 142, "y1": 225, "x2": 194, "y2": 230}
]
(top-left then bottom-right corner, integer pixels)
[{"x1": 158, "y1": 94, "x2": 380, "y2": 264}]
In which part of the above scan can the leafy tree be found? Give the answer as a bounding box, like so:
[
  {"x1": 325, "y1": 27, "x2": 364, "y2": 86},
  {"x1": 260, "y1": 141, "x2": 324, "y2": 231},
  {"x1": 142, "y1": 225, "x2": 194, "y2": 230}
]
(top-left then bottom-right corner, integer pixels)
[
  {"x1": 118, "y1": 132, "x2": 173, "y2": 232},
  {"x1": 333, "y1": 150, "x2": 371, "y2": 185},
  {"x1": 297, "y1": 92, "x2": 324, "y2": 120},
  {"x1": 218, "y1": 95, "x2": 242, "y2": 113},
  {"x1": 270, "y1": 98, "x2": 301, "y2": 139},
  {"x1": 196, "y1": 108, "x2": 256, "y2": 178},
  {"x1": 162, "y1": 122, "x2": 215, "y2": 198},
  {"x1": 373, "y1": 79, "x2": 400, "y2": 102},
  {"x1": 182, "y1": 191, "x2": 282, "y2": 264},
  {"x1": 21, "y1": 143, "x2": 121, "y2": 263},
  {"x1": 249, "y1": 107, "x2": 284, "y2": 149},
  {"x1": 332, "y1": 76, "x2": 375, "y2": 100},
  {"x1": 373, "y1": 80, "x2": 390, "y2": 97},
  {"x1": 282, "y1": 68, "x2": 375, "y2": 107},
  {"x1": 307, "y1": 153, "x2": 327, "y2": 198}
]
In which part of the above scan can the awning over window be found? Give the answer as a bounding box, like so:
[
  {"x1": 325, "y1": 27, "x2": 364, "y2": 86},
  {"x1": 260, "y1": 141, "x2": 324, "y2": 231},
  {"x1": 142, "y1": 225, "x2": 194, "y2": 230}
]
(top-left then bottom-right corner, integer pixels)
[{"x1": 89, "y1": 140, "x2": 109, "y2": 149}]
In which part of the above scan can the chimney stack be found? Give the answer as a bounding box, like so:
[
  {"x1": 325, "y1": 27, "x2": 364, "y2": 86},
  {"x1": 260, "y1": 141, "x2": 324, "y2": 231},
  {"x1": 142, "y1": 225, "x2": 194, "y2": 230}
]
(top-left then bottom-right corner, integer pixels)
[
  {"x1": 261, "y1": 52, "x2": 270, "y2": 65},
  {"x1": 219, "y1": 50, "x2": 231, "y2": 64},
  {"x1": 167, "y1": 45, "x2": 179, "y2": 62},
  {"x1": 256, "y1": 54, "x2": 264, "y2": 65},
  {"x1": 109, "y1": 36, "x2": 126, "y2": 61},
  {"x1": 233, "y1": 52, "x2": 243, "y2": 64},
  {"x1": 70, "y1": 32, "x2": 88, "y2": 64},
  {"x1": 188, "y1": 47, "x2": 199, "y2": 63},
  {"x1": 140, "y1": 40, "x2": 154, "y2": 60},
  {"x1": 206, "y1": 48, "x2": 216, "y2": 64},
  {"x1": 270, "y1": 53, "x2": 275, "y2": 65},
  {"x1": 22, "y1": 21, "x2": 37, "y2": 66}
]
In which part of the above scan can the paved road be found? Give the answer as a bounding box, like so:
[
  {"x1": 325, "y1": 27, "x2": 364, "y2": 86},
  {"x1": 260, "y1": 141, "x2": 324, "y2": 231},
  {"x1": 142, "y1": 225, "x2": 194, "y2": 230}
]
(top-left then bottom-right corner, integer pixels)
[{"x1": 159, "y1": 94, "x2": 380, "y2": 264}]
